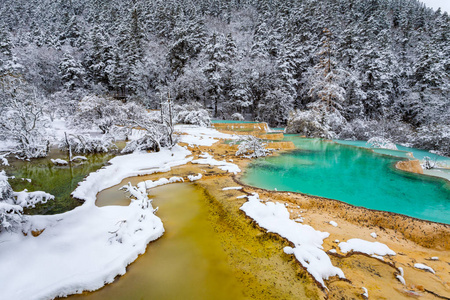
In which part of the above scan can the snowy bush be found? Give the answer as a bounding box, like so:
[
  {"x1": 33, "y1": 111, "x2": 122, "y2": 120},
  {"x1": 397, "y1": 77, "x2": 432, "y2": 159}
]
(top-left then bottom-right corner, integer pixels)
[
  {"x1": 285, "y1": 109, "x2": 334, "y2": 138},
  {"x1": 0, "y1": 170, "x2": 54, "y2": 233},
  {"x1": 59, "y1": 134, "x2": 116, "y2": 154},
  {"x1": 366, "y1": 137, "x2": 398, "y2": 150},
  {"x1": 235, "y1": 136, "x2": 271, "y2": 158},
  {"x1": 72, "y1": 95, "x2": 127, "y2": 134},
  {"x1": 230, "y1": 113, "x2": 244, "y2": 121},
  {"x1": 121, "y1": 121, "x2": 176, "y2": 153},
  {"x1": 0, "y1": 80, "x2": 50, "y2": 159},
  {"x1": 0, "y1": 153, "x2": 9, "y2": 166},
  {"x1": 122, "y1": 133, "x2": 167, "y2": 153},
  {"x1": 338, "y1": 119, "x2": 379, "y2": 141},
  {"x1": 174, "y1": 102, "x2": 211, "y2": 127},
  {"x1": 413, "y1": 124, "x2": 450, "y2": 156}
]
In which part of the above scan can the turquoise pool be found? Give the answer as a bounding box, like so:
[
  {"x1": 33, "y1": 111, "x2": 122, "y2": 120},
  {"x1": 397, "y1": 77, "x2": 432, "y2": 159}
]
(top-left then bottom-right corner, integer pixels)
[{"x1": 242, "y1": 137, "x2": 450, "y2": 224}]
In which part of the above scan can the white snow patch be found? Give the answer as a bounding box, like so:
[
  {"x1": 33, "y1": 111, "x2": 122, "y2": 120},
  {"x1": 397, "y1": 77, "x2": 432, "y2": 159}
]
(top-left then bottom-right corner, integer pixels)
[
  {"x1": 370, "y1": 232, "x2": 377, "y2": 239},
  {"x1": 371, "y1": 254, "x2": 384, "y2": 261},
  {"x1": 175, "y1": 125, "x2": 238, "y2": 146},
  {"x1": 0, "y1": 153, "x2": 9, "y2": 166},
  {"x1": 329, "y1": 249, "x2": 337, "y2": 253},
  {"x1": 236, "y1": 195, "x2": 247, "y2": 199},
  {"x1": 192, "y1": 152, "x2": 241, "y2": 174},
  {"x1": 362, "y1": 287, "x2": 369, "y2": 298},
  {"x1": 430, "y1": 257, "x2": 439, "y2": 261},
  {"x1": 0, "y1": 140, "x2": 17, "y2": 152},
  {"x1": 128, "y1": 128, "x2": 147, "y2": 141},
  {"x1": 188, "y1": 173, "x2": 202, "y2": 181},
  {"x1": 338, "y1": 239, "x2": 396, "y2": 256},
  {"x1": 136, "y1": 176, "x2": 184, "y2": 191},
  {"x1": 222, "y1": 186, "x2": 242, "y2": 190},
  {"x1": 329, "y1": 221, "x2": 338, "y2": 227},
  {"x1": 240, "y1": 193, "x2": 345, "y2": 288},
  {"x1": 72, "y1": 155, "x2": 87, "y2": 161},
  {"x1": 396, "y1": 275, "x2": 406, "y2": 285},
  {"x1": 414, "y1": 263, "x2": 435, "y2": 274},
  {"x1": 51, "y1": 158, "x2": 68, "y2": 165}
]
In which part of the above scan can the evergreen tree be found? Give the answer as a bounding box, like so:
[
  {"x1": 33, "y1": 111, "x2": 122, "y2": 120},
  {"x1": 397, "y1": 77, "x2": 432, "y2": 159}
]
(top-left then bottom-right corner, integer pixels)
[
  {"x1": 307, "y1": 28, "x2": 347, "y2": 113},
  {"x1": 59, "y1": 53, "x2": 86, "y2": 91}
]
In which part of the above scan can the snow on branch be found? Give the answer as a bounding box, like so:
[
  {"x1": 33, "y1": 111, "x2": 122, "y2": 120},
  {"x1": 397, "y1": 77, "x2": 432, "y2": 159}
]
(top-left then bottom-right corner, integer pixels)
[
  {"x1": 366, "y1": 137, "x2": 398, "y2": 150},
  {"x1": 0, "y1": 153, "x2": 9, "y2": 166},
  {"x1": 59, "y1": 133, "x2": 116, "y2": 154},
  {"x1": 173, "y1": 102, "x2": 211, "y2": 127},
  {"x1": 235, "y1": 136, "x2": 272, "y2": 158},
  {"x1": 0, "y1": 170, "x2": 54, "y2": 232}
]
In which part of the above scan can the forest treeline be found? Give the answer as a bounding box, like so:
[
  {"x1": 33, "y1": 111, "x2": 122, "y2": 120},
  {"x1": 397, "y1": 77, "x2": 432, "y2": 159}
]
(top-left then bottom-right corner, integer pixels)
[{"x1": 0, "y1": 0, "x2": 449, "y2": 153}]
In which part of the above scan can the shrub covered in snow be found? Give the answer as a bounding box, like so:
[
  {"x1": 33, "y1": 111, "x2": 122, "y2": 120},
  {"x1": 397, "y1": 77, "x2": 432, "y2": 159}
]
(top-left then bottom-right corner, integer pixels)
[
  {"x1": 366, "y1": 137, "x2": 398, "y2": 150},
  {"x1": 0, "y1": 153, "x2": 9, "y2": 166},
  {"x1": 235, "y1": 136, "x2": 271, "y2": 158},
  {"x1": 72, "y1": 95, "x2": 126, "y2": 134},
  {"x1": 0, "y1": 80, "x2": 50, "y2": 159},
  {"x1": 338, "y1": 119, "x2": 379, "y2": 141},
  {"x1": 121, "y1": 131, "x2": 171, "y2": 154},
  {"x1": 338, "y1": 118, "x2": 414, "y2": 144},
  {"x1": 413, "y1": 124, "x2": 450, "y2": 156},
  {"x1": 0, "y1": 170, "x2": 54, "y2": 233},
  {"x1": 230, "y1": 113, "x2": 244, "y2": 121},
  {"x1": 59, "y1": 134, "x2": 116, "y2": 154},
  {"x1": 285, "y1": 108, "x2": 345, "y2": 139},
  {"x1": 174, "y1": 102, "x2": 211, "y2": 127}
]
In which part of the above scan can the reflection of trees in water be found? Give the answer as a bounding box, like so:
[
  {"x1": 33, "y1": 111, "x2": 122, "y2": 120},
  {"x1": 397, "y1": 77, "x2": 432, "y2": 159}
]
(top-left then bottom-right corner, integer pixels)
[{"x1": 6, "y1": 152, "x2": 114, "y2": 215}]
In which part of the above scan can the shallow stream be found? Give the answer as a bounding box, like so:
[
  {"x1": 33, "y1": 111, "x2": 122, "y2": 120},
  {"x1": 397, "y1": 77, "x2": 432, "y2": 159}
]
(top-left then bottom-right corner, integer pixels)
[{"x1": 70, "y1": 182, "x2": 315, "y2": 299}]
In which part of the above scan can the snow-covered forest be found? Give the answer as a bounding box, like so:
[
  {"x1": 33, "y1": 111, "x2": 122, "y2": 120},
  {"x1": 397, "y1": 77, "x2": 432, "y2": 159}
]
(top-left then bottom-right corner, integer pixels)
[{"x1": 0, "y1": 0, "x2": 449, "y2": 154}]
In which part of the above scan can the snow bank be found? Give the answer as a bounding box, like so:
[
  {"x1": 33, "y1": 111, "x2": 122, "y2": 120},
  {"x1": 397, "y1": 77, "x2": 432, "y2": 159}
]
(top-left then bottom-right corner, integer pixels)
[
  {"x1": 136, "y1": 176, "x2": 184, "y2": 192},
  {"x1": 240, "y1": 193, "x2": 345, "y2": 288},
  {"x1": 175, "y1": 125, "x2": 238, "y2": 146},
  {"x1": 192, "y1": 152, "x2": 241, "y2": 174},
  {"x1": 0, "y1": 146, "x2": 192, "y2": 300},
  {"x1": 188, "y1": 173, "x2": 202, "y2": 181},
  {"x1": 72, "y1": 145, "x2": 192, "y2": 206},
  {"x1": 338, "y1": 239, "x2": 396, "y2": 256},
  {"x1": 222, "y1": 186, "x2": 242, "y2": 190},
  {"x1": 414, "y1": 263, "x2": 435, "y2": 274}
]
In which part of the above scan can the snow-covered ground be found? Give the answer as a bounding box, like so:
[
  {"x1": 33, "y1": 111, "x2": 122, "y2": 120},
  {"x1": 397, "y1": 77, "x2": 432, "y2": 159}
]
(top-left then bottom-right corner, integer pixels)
[
  {"x1": 175, "y1": 124, "x2": 238, "y2": 146},
  {"x1": 192, "y1": 152, "x2": 241, "y2": 174},
  {"x1": 338, "y1": 239, "x2": 396, "y2": 256},
  {"x1": 0, "y1": 146, "x2": 191, "y2": 299},
  {"x1": 240, "y1": 193, "x2": 345, "y2": 288}
]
